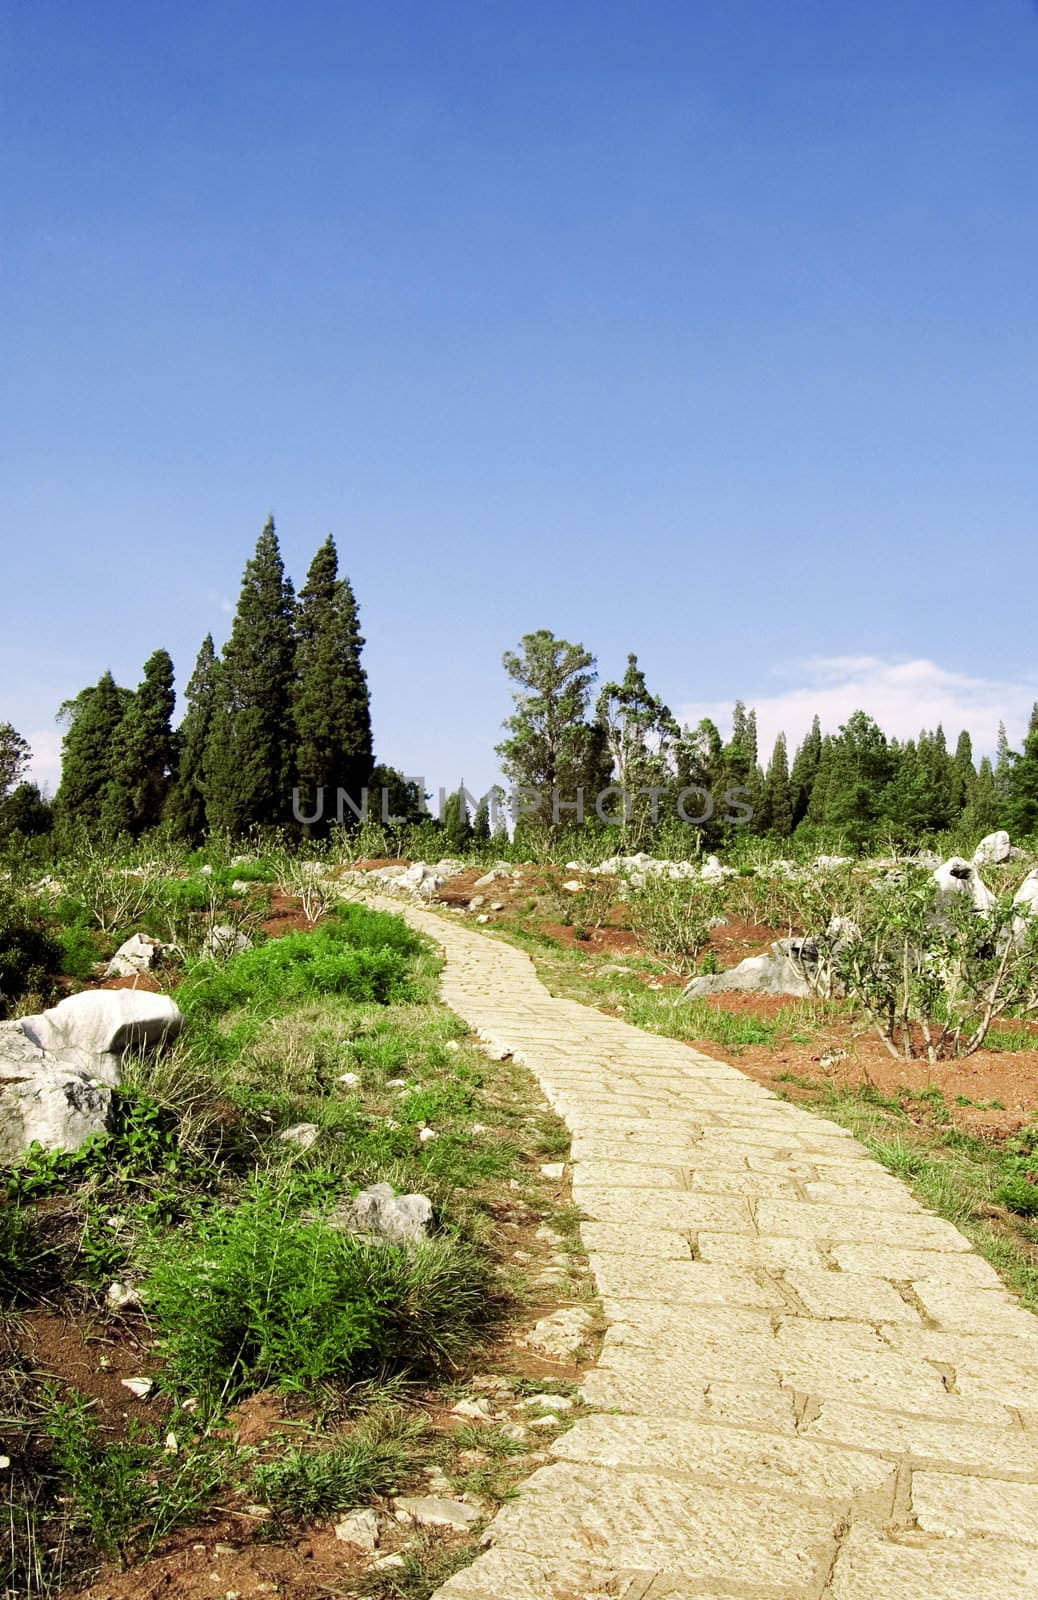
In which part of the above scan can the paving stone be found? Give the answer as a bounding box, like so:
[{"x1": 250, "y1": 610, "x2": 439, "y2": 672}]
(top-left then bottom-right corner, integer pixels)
[
  {"x1": 912, "y1": 1472, "x2": 1038, "y2": 1544},
  {"x1": 782, "y1": 1267, "x2": 921, "y2": 1324},
  {"x1": 829, "y1": 1243, "x2": 1001, "y2": 1285},
  {"x1": 548, "y1": 1414, "x2": 897, "y2": 1507},
  {"x1": 755, "y1": 1198, "x2": 972, "y2": 1250},
  {"x1": 589, "y1": 1254, "x2": 784, "y2": 1309},
  {"x1": 827, "y1": 1524, "x2": 1036, "y2": 1599},
  {"x1": 803, "y1": 1399, "x2": 1032, "y2": 1470}
]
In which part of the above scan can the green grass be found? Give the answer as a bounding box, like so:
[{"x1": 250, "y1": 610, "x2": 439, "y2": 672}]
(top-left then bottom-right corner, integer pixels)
[
  {"x1": 251, "y1": 1408, "x2": 426, "y2": 1519},
  {"x1": 144, "y1": 1184, "x2": 494, "y2": 1404}
]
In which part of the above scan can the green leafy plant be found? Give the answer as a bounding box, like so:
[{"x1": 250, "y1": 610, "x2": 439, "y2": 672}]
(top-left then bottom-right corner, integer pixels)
[
  {"x1": 251, "y1": 1408, "x2": 425, "y2": 1518},
  {"x1": 143, "y1": 1185, "x2": 492, "y2": 1403}
]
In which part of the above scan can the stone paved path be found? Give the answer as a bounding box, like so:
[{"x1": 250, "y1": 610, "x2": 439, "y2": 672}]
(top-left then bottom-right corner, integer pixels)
[{"x1": 378, "y1": 898, "x2": 1038, "y2": 1599}]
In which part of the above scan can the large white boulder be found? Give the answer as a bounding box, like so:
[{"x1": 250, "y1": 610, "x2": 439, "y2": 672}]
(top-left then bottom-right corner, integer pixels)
[
  {"x1": 933, "y1": 857, "x2": 995, "y2": 917},
  {"x1": 18, "y1": 990, "x2": 184, "y2": 1085},
  {"x1": 682, "y1": 941, "x2": 815, "y2": 1001},
  {"x1": 973, "y1": 830, "x2": 1013, "y2": 868},
  {"x1": 0, "y1": 1059, "x2": 113, "y2": 1162}
]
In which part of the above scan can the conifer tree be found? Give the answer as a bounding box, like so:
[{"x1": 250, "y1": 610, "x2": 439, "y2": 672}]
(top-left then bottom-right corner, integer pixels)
[
  {"x1": 54, "y1": 672, "x2": 130, "y2": 836},
  {"x1": 472, "y1": 794, "x2": 491, "y2": 845},
  {"x1": 102, "y1": 649, "x2": 176, "y2": 837},
  {"x1": 1007, "y1": 704, "x2": 1038, "y2": 836},
  {"x1": 167, "y1": 635, "x2": 220, "y2": 843},
  {"x1": 204, "y1": 519, "x2": 297, "y2": 836},
  {"x1": 789, "y1": 715, "x2": 822, "y2": 828},
  {"x1": 995, "y1": 721, "x2": 1013, "y2": 808},
  {"x1": 442, "y1": 784, "x2": 472, "y2": 853},
  {"x1": 0, "y1": 723, "x2": 30, "y2": 800},
  {"x1": 293, "y1": 535, "x2": 373, "y2": 833},
  {"x1": 964, "y1": 756, "x2": 1000, "y2": 837},
  {"x1": 758, "y1": 733, "x2": 793, "y2": 836},
  {"x1": 950, "y1": 730, "x2": 976, "y2": 816}
]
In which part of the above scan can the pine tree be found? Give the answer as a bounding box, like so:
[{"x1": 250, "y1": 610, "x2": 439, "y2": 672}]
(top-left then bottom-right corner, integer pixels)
[
  {"x1": 995, "y1": 721, "x2": 1013, "y2": 808},
  {"x1": 167, "y1": 635, "x2": 220, "y2": 843},
  {"x1": 950, "y1": 729, "x2": 976, "y2": 817},
  {"x1": 472, "y1": 794, "x2": 491, "y2": 845},
  {"x1": 789, "y1": 715, "x2": 822, "y2": 828},
  {"x1": 963, "y1": 756, "x2": 1000, "y2": 837},
  {"x1": 442, "y1": 784, "x2": 472, "y2": 853},
  {"x1": 1007, "y1": 704, "x2": 1038, "y2": 836},
  {"x1": 758, "y1": 733, "x2": 793, "y2": 836},
  {"x1": 102, "y1": 649, "x2": 177, "y2": 837},
  {"x1": 293, "y1": 535, "x2": 373, "y2": 833},
  {"x1": 204, "y1": 518, "x2": 297, "y2": 836},
  {"x1": 54, "y1": 672, "x2": 131, "y2": 836}
]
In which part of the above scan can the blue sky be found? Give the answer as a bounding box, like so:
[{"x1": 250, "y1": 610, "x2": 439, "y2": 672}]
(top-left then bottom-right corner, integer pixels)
[{"x1": 3, "y1": 0, "x2": 1037, "y2": 798}]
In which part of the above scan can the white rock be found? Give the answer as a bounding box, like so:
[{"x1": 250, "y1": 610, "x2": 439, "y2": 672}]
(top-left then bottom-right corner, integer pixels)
[
  {"x1": 393, "y1": 1495, "x2": 481, "y2": 1531},
  {"x1": 973, "y1": 830, "x2": 1012, "y2": 867},
  {"x1": 373, "y1": 1553, "x2": 405, "y2": 1570},
  {"x1": 19, "y1": 990, "x2": 184, "y2": 1084},
  {"x1": 106, "y1": 1280, "x2": 140, "y2": 1311},
  {"x1": 278, "y1": 1122, "x2": 320, "y2": 1149},
  {"x1": 333, "y1": 1508, "x2": 379, "y2": 1550},
  {"x1": 0, "y1": 1060, "x2": 113, "y2": 1162},
  {"x1": 540, "y1": 1162, "x2": 565, "y2": 1181},
  {"x1": 524, "y1": 1307, "x2": 594, "y2": 1360},
  {"x1": 333, "y1": 1181, "x2": 434, "y2": 1244},
  {"x1": 452, "y1": 1397, "x2": 495, "y2": 1421},
  {"x1": 519, "y1": 1393, "x2": 574, "y2": 1412},
  {"x1": 933, "y1": 857, "x2": 995, "y2": 916},
  {"x1": 445, "y1": 1039, "x2": 460, "y2": 1052},
  {"x1": 418, "y1": 1127, "x2": 438, "y2": 1144},
  {"x1": 104, "y1": 933, "x2": 165, "y2": 980},
  {"x1": 202, "y1": 924, "x2": 252, "y2": 959},
  {"x1": 561, "y1": 880, "x2": 584, "y2": 893},
  {"x1": 337, "y1": 1071, "x2": 361, "y2": 1088}
]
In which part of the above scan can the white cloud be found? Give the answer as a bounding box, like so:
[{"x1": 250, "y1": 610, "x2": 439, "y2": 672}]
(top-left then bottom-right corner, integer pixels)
[{"x1": 677, "y1": 657, "x2": 1038, "y2": 761}]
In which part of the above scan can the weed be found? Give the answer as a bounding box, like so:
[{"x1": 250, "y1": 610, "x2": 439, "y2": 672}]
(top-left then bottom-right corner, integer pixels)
[{"x1": 251, "y1": 1408, "x2": 426, "y2": 1518}]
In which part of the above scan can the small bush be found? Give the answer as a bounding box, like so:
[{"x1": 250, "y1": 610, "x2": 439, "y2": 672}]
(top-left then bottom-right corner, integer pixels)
[
  {"x1": 143, "y1": 1186, "x2": 491, "y2": 1403},
  {"x1": 0, "y1": 897, "x2": 61, "y2": 1017},
  {"x1": 180, "y1": 910, "x2": 419, "y2": 1020},
  {"x1": 252, "y1": 1409, "x2": 425, "y2": 1519},
  {"x1": 994, "y1": 1174, "x2": 1038, "y2": 1217},
  {"x1": 0, "y1": 1200, "x2": 56, "y2": 1305},
  {"x1": 626, "y1": 879, "x2": 722, "y2": 974}
]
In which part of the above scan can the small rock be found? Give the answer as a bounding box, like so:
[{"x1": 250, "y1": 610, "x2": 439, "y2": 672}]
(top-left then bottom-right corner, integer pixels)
[
  {"x1": 540, "y1": 1162, "x2": 565, "y2": 1181},
  {"x1": 476, "y1": 914, "x2": 490, "y2": 924},
  {"x1": 333, "y1": 1508, "x2": 379, "y2": 1550},
  {"x1": 105, "y1": 933, "x2": 165, "y2": 980},
  {"x1": 337, "y1": 1071, "x2": 361, "y2": 1088},
  {"x1": 561, "y1": 880, "x2": 584, "y2": 893},
  {"x1": 106, "y1": 1280, "x2": 140, "y2": 1311},
  {"x1": 500, "y1": 1421, "x2": 527, "y2": 1442},
  {"x1": 373, "y1": 1553, "x2": 406, "y2": 1570},
  {"x1": 418, "y1": 1127, "x2": 438, "y2": 1144},
  {"x1": 332, "y1": 1181, "x2": 434, "y2": 1244},
  {"x1": 445, "y1": 1039, "x2": 460, "y2": 1052},
  {"x1": 490, "y1": 902, "x2": 505, "y2": 912},
  {"x1": 524, "y1": 1307, "x2": 594, "y2": 1360},
  {"x1": 244, "y1": 1504, "x2": 272, "y2": 1519},
  {"x1": 386, "y1": 1077, "x2": 407, "y2": 1088},
  {"x1": 278, "y1": 1122, "x2": 319, "y2": 1150},
  {"x1": 519, "y1": 1393, "x2": 575, "y2": 1412},
  {"x1": 393, "y1": 1495, "x2": 481, "y2": 1531},
  {"x1": 202, "y1": 924, "x2": 252, "y2": 960},
  {"x1": 452, "y1": 1397, "x2": 495, "y2": 1421},
  {"x1": 468, "y1": 895, "x2": 486, "y2": 909}
]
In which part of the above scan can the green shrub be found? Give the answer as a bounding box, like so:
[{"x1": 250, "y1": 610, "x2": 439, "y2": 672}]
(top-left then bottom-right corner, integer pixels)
[
  {"x1": 143, "y1": 1186, "x2": 491, "y2": 1403},
  {"x1": 58, "y1": 918, "x2": 103, "y2": 980},
  {"x1": 0, "y1": 1200, "x2": 56, "y2": 1305},
  {"x1": 994, "y1": 1174, "x2": 1038, "y2": 1217},
  {"x1": 251, "y1": 1409, "x2": 424, "y2": 1519},
  {"x1": 180, "y1": 910, "x2": 418, "y2": 1020},
  {"x1": 0, "y1": 897, "x2": 61, "y2": 1017}
]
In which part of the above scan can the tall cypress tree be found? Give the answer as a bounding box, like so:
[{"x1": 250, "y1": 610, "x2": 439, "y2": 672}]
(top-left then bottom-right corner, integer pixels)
[
  {"x1": 293, "y1": 535, "x2": 373, "y2": 831},
  {"x1": 54, "y1": 671, "x2": 130, "y2": 836},
  {"x1": 1007, "y1": 704, "x2": 1038, "y2": 836},
  {"x1": 102, "y1": 648, "x2": 177, "y2": 837},
  {"x1": 950, "y1": 729, "x2": 976, "y2": 818},
  {"x1": 167, "y1": 635, "x2": 220, "y2": 843},
  {"x1": 442, "y1": 784, "x2": 472, "y2": 853},
  {"x1": 204, "y1": 518, "x2": 297, "y2": 836},
  {"x1": 758, "y1": 733, "x2": 793, "y2": 836},
  {"x1": 789, "y1": 715, "x2": 822, "y2": 828}
]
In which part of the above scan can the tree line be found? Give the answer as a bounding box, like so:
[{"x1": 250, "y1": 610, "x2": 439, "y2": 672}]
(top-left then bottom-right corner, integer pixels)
[
  {"x1": 10, "y1": 519, "x2": 379, "y2": 846},
  {"x1": 492, "y1": 629, "x2": 1038, "y2": 851},
  {"x1": 3, "y1": 605, "x2": 1037, "y2": 856}
]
